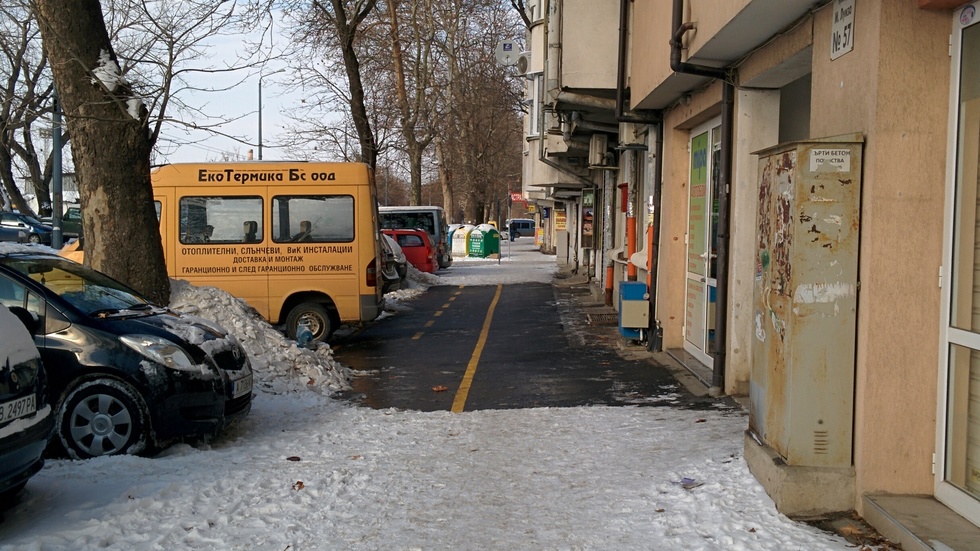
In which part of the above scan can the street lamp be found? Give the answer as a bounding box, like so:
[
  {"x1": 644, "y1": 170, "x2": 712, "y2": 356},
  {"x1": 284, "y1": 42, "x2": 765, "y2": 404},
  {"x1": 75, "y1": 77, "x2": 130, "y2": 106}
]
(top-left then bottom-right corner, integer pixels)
[{"x1": 258, "y1": 69, "x2": 285, "y2": 160}]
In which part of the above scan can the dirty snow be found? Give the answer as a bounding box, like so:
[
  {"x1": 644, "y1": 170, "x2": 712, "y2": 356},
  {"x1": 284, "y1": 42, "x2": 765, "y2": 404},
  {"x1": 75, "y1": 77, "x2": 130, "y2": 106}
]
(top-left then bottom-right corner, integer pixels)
[{"x1": 0, "y1": 241, "x2": 860, "y2": 550}]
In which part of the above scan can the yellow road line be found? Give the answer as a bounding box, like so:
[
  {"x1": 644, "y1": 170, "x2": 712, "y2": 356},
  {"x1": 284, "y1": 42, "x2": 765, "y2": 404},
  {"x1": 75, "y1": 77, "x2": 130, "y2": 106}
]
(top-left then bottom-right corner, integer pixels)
[
  {"x1": 425, "y1": 320, "x2": 434, "y2": 327},
  {"x1": 451, "y1": 284, "x2": 503, "y2": 413},
  {"x1": 412, "y1": 332, "x2": 424, "y2": 340}
]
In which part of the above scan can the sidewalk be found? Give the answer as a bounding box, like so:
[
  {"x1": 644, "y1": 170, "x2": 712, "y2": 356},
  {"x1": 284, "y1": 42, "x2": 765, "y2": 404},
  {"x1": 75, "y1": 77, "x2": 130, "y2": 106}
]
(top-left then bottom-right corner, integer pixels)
[{"x1": 551, "y1": 267, "x2": 902, "y2": 550}]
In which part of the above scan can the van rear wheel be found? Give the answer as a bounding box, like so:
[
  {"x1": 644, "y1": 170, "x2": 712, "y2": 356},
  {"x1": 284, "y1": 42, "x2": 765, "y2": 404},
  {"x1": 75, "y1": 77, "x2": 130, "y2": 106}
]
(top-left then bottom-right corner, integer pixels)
[{"x1": 286, "y1": 302, "x2": 334, "y2": 343}]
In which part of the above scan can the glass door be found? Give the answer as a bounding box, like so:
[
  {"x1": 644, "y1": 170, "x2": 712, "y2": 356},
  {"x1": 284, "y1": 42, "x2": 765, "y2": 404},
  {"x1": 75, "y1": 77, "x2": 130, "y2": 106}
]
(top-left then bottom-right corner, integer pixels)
[
  {"x1": 939, "y1": 1, "x2": 980, "y2": 525},
  {"x1": 684, "y1": 121, "x2": 721, "y2": 366}
]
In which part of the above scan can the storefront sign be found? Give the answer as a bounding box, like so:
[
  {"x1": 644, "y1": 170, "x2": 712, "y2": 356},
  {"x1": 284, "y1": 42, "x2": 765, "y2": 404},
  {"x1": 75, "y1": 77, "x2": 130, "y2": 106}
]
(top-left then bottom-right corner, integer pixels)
[{"x1": 555, "y1": 210, "x2": 567, "y2": 231}]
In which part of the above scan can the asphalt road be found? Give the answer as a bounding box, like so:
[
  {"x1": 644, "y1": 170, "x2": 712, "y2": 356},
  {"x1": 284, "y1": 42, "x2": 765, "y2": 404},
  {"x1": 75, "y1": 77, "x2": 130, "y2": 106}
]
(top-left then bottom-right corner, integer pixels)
[{"x1": 332, "y1": 278, "x2": 714, "y2": 412}]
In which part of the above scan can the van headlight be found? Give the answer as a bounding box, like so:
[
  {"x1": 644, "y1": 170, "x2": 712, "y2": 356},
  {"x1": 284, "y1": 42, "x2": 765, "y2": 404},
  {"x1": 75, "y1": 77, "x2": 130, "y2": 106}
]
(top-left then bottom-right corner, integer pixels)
[{"x1": 120, "y1": 334, "x2": 198, "y2": 371}]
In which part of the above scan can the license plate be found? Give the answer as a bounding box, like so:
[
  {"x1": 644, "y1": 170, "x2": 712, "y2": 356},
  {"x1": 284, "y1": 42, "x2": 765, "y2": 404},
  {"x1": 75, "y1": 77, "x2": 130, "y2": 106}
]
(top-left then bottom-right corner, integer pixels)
[
  {"x1": 231, "y1": 374, "x2": 253, "y2": 399},
  {"x1": 0, "y1": 394, "x2": 37, "y2": 424}
]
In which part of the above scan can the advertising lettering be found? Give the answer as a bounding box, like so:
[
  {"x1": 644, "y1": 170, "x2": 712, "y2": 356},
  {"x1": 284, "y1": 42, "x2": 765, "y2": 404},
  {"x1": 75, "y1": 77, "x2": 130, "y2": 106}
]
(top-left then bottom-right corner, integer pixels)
[{"x1": 195, "y1": 168, "x2": 337, "y2": 184}]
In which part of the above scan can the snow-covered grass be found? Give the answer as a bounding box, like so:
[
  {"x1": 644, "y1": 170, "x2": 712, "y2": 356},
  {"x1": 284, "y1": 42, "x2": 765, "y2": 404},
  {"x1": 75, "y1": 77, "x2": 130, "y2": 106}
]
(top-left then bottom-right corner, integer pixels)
[{"x1": 0, "y1": 241, "x2": 861, "y2": 550}]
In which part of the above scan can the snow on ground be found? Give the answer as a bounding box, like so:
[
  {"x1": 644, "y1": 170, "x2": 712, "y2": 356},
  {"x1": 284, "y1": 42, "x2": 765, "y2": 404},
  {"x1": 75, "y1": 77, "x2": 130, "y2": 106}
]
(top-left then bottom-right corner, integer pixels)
[{"x1": 0, "y1": 241, "x2": 859, "y2": 550}]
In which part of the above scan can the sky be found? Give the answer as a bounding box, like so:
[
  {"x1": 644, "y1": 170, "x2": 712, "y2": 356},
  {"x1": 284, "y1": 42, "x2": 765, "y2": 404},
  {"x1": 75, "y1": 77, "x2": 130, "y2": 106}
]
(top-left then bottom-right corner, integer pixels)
[
  {"x1": 0, "y1": 242, "x2": 865, "y2": 550},
  {"x1": 153, "y1": 13, "x2": 309, "y2": 165}
]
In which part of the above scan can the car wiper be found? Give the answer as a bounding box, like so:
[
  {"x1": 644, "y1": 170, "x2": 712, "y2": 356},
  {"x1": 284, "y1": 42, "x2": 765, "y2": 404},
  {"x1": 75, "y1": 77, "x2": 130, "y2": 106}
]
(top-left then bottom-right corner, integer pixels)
[
  {"x1": 126, "y1": 303, "x2": 153, "y2": 311},
  {"x1": 89, "y1": 308, "x2": 121, "y2": 318}
]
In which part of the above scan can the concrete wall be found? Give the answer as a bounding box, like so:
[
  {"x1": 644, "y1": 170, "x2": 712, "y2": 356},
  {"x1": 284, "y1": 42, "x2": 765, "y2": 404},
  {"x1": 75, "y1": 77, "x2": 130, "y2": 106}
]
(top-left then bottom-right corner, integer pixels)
[
  {"x1": 808, "y1": 1, "x2": 950, "y2": 501},
  {"x1": 630, "y1": 0, "x2": 675, "y2": 104},
  {"x1": 631, "y1": 0, "x2": 954, "y2": 510},
  {"x1": 562, "y1": 0, "x2": 620, "y2": 90}
]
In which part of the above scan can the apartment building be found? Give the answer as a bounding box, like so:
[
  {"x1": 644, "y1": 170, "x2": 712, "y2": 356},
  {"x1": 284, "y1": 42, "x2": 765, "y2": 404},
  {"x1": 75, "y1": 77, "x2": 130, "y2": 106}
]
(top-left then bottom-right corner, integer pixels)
[{"x1": 519, "y1": 0, "x2": 980, "y2": 546}]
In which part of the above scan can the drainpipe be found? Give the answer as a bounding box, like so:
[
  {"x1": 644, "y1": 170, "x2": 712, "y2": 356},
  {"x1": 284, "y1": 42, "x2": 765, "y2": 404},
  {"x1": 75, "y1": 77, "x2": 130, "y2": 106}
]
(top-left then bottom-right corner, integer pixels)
[{"x1": 670, "y1": 0, "x2": 732, "y2": 396}]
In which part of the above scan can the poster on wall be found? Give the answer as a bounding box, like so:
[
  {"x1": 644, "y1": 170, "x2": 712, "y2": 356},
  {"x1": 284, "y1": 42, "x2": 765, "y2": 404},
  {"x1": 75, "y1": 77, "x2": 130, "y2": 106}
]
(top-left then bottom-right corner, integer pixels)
[
  {"x1": 581, "y1": 188, "x2": 595, "y2": 248},
  {"x1": 555, "y1": 210, "x2": 567, "y2": 231}
]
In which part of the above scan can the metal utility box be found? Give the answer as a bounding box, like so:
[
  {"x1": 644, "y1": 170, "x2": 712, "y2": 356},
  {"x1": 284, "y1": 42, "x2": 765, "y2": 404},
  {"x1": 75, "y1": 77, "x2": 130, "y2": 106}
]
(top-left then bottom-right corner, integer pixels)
[
  {"x1": 750, "y1": 134, "x2": 862, "y2": 468},
  {"x1": 619, "y1": 281, "x2": 648, "y2": 339}
]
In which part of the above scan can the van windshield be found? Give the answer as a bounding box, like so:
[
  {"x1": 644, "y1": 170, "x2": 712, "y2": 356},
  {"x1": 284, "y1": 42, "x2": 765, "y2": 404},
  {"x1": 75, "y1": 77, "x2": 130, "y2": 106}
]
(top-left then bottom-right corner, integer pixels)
[{"x1": 380, "y1": 212, "x2": 436, "y2": 236}]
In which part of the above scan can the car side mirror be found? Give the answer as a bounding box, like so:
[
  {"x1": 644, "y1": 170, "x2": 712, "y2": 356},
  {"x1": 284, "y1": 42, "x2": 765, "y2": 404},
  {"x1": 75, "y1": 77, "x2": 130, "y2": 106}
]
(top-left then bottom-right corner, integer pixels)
[{"x1": 8, "y1": 306, "x2": 39, "y2": 336}]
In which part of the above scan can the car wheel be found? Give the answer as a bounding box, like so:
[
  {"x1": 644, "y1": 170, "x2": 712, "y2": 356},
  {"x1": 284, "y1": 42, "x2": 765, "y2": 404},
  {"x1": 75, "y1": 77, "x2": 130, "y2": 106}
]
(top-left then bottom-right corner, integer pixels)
[
  {"x1": 57, "y1": 380, "x2": 152, "y2": 459},
  {"x1": 286, "y1": 302, "x2": 334, "y2": 342},
  {"x1": 28, "y1": 234, "x2": 41, "y2": 244}
]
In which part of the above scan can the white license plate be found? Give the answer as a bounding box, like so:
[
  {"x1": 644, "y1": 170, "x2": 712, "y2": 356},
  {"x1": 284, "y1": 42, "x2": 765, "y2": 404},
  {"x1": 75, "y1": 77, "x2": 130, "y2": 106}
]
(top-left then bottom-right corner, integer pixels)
[
  {"x1": 231, "y1": 374, "x2": 253, "y2": 399},
  {"x1": 0, "y1": 394, "x2": 37, "y2": 424}
]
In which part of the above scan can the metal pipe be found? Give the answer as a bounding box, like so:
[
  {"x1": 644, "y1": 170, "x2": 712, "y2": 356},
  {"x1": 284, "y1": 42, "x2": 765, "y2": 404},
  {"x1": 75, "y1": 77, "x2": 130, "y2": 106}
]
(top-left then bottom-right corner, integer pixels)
[
  {"x1": 51, "y1": 92, "x2": 63, "y2": 248},
  {"x1": 670, "y1": 0, "x2": 731, "y2": 394},
  {"x1": 670, "y1": 2, "x2": 726, "y2": 79},
  {"x1": 711, "y1": 81, "x2": 734, "y2": 395},
  {"x1": 646, "y1": 122, "x2": 664, "y2": 351}
]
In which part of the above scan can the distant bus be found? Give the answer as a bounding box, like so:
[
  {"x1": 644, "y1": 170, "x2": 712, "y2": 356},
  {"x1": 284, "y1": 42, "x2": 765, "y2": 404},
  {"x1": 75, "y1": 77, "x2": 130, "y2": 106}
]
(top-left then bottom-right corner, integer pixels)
[
  {"x1": 152, "y1": 162, "x2": 384, "y2": 342},
  {"x1": 378, "y1": 205, "x2": 451, "y2": 269}
]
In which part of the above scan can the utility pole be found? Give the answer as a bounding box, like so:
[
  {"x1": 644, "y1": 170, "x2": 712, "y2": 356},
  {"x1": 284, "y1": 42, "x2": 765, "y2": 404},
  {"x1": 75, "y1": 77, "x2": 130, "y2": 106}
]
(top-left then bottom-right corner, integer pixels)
[{"x1": 51, "y1": 92, "x2": 64, "y2": 248}]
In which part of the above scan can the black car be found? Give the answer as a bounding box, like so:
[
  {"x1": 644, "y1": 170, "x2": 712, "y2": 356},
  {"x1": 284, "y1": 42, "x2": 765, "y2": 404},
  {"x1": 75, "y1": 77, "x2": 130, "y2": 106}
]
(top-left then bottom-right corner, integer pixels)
[
  {"x1": 0, "y1": 249, "x2": 252, "y2": 459},
  {"x1": 40, "y1": 206, "x2": 83, "y2": 238},
  {"x1": 0, "y1": 212, "x2": 53, "y2": 245},
  {"x1": 0, "y1": 304, "x2": 54, "y2": 502}
]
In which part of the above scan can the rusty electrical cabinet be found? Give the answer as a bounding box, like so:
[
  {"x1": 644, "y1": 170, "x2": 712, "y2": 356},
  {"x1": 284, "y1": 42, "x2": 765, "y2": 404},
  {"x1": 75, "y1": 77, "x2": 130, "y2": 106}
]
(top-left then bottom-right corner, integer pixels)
[{"x1": 750, "y1": 134, "x2": 862, "y2": 468}]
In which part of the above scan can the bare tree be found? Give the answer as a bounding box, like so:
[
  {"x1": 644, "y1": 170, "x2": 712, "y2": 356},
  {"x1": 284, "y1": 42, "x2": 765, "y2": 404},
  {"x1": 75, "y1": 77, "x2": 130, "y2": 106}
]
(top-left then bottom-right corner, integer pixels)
[
  {"x1": 2, "y1": 1, "x2": 266, "y2": 219},
  {"x1": 33, "y1": 0, "x2": 170, "y2": 304},
  {"x1": 433, "y1": 0, "x2": 523, "y2": 222},
  {"x1": 0, "y1": 0, "x2": 58, "y2": 215},
  {"x1": 384, "y1": 0, "x2": 440, "y2": 205}
]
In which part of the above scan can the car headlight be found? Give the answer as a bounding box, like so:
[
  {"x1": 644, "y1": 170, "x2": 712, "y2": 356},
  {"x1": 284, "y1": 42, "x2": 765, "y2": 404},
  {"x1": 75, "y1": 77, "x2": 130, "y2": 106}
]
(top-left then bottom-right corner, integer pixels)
[{"x1": 120, "y1": 334, "x2": 199, "y2": 371}]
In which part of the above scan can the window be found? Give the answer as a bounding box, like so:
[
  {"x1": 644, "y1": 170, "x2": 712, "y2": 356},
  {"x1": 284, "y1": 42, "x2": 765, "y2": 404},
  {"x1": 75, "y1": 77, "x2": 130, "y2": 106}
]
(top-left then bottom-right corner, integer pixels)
[
  {"x1": 527, "y1": 74, "x2": 542, "y2": 138},
  {"x1": 272, "y1": 195, "x2": 355, "y2": 243},
  {"x1": 380, "y1": 212, "x2": 436, "y2": 235},
  {"x1": 178, "y1": 196, "x2": 263, "y2": 244},
  {"x1": 397, "y1": 234, "x2": 424, "y2": 248}
]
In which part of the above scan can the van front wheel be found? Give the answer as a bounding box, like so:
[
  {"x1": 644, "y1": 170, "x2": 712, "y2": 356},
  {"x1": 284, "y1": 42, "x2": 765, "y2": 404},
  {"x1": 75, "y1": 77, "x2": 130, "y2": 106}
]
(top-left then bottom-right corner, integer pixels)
[{"x1": 286, "y1": 302, "x2": 334, "y2": 343}]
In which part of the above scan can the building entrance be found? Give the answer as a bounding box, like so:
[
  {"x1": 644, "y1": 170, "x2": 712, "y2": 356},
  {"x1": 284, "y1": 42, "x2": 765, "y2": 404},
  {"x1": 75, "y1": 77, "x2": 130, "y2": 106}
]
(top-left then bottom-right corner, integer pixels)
[{"x1": 684, "y1": 121, "x2": 722, "y2": 366}]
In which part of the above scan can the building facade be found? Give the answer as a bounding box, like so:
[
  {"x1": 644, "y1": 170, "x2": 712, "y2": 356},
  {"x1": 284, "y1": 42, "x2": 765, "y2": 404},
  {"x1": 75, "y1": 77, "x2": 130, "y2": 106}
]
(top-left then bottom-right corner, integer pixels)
[{"x1": 519, "y1": 0, "x2": 980, "y2": 544}]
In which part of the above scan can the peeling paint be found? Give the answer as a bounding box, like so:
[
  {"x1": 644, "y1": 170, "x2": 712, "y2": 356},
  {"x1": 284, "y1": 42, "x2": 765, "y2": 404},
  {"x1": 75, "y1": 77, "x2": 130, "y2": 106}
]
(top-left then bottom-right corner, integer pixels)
[{"x1": 793, "y1": 282, "x2": 855, "y2": 304}]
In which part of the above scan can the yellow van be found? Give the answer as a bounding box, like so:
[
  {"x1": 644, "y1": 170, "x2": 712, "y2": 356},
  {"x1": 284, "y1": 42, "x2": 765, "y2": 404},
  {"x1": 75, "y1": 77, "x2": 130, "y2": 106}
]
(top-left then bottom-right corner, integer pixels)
[{"x1": 152, "y1": 162, "x2": 383, "y2": 342}]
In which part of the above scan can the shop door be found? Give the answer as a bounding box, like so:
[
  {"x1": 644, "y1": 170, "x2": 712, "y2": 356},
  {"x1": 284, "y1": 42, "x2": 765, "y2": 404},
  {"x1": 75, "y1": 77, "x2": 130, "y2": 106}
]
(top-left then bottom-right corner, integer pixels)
[
  {"x1": 940, "y1": 2, "x2": 980, "y2": 525},
  {"x1": 684, "y1": 122, "x2": 721, "y2": 366}
]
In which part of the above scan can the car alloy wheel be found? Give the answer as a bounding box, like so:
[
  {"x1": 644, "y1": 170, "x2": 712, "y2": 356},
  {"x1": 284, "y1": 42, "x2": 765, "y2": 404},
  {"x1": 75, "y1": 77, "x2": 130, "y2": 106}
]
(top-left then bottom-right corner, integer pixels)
[
  {"x1": 28, "y1": 234, "x2": 41, "y2": 243},
  {"x1": 57, "y1": 380, "x2": 151, "y2": 459}
]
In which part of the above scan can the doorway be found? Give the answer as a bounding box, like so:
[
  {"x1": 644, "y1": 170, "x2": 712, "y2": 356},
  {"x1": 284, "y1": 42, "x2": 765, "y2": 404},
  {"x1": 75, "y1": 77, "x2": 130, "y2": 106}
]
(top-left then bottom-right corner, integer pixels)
[
  {"x1": 684, "y1": 120, "x2": 722, "y2": 367},
  {"x1": 939, "y1": 1, "x2": 980, "y2": 525}
]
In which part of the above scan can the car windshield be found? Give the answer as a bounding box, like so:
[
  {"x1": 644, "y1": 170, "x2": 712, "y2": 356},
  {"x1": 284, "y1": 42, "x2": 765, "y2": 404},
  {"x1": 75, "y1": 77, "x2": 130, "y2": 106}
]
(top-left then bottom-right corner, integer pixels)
[{"x1": 2, "y1": 255, "x2": 149, "y2": 315}]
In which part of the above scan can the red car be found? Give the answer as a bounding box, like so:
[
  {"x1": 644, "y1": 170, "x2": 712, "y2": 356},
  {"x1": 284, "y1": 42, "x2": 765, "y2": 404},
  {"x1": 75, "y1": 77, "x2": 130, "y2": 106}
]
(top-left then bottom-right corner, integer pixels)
[{"x1": 382, "y1": 229, "x2": 438, "y2": 273}]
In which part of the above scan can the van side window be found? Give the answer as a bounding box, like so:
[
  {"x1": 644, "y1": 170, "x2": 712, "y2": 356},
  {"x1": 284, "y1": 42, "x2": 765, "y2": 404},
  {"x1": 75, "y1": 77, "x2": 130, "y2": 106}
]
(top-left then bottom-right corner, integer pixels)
[
  {"x1": 178, "y1": 196, "x2": 263, "y2": 244},
  {"x1": 272, "y1": 195, "x2": 355, "y2": 243}
]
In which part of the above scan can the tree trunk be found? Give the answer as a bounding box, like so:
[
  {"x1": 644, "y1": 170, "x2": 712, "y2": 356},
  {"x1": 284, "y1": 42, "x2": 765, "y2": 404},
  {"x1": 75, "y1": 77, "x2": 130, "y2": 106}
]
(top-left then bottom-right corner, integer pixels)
[
  {"x1": 34, "y1": 0, "x2": 170, "y2": 305},
  {"x1": 435, "y1": 138, "x2": 454, "y2": 223}
]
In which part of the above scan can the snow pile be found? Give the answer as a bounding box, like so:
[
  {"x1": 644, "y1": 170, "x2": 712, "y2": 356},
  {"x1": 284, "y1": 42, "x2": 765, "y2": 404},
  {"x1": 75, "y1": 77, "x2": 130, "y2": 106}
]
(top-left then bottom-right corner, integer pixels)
[{"x1": 167, "y1": 279, "x2": 351, "y2": 394}]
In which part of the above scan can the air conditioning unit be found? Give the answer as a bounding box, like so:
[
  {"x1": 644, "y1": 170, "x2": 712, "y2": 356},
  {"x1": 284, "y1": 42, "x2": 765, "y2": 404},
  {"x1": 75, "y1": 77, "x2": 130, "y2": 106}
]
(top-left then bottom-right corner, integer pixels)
[
  {"x1": 516, "y1": 52, "x2": 531, "y2": 76},
  {"x1": 588, "y1": 133, "x2": 608, "y2": 167}
]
